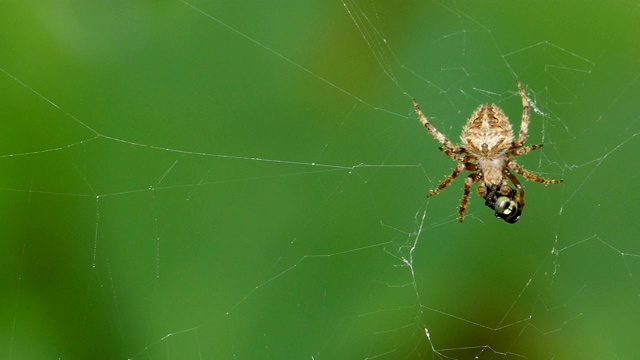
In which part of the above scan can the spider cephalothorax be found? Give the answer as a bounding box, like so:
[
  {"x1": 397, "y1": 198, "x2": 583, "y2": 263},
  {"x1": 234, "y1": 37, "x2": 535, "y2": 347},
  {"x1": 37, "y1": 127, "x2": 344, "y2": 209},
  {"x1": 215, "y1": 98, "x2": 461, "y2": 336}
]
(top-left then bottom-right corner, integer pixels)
[{"x1": 413, "y1": 81, "x2": 562, "y2": 223}]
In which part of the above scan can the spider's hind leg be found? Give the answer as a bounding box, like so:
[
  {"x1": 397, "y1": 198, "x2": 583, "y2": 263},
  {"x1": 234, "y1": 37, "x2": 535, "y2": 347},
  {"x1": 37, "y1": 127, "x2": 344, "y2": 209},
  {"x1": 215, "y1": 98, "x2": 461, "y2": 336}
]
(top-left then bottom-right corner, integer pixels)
[
  {"x1": 508, "y1": 144, "x2": 543, "y2": 157},
  {"x1": 439, "y1": 147, "x2": 470, "y2": 162},
  {"x1": 413, "y1": 99, "x2": 462, "y2": 153},
  {"x1": 514, "y1": 80, "x2": 530, "y2": 148}
]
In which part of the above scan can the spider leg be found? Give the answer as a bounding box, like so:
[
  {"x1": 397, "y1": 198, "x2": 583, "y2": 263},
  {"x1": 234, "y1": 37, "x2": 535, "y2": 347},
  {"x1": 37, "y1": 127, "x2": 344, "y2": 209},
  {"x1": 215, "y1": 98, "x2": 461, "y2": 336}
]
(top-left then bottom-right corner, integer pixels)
[
  {"x1": 513, "y1": 81, "x2": 530, "y2": 148},
  {"x1": 507, "y1": 160, "x2": 563, "y2": 185},
  {"x1": 428, "y1": 162, "x2": 475, "y2": 198},
  {"x1": 438, "y1": 147, "x2": 474, "y2": 162},
  {"x1": 458, "y1": 172, "x2": 481, "y2": 222},
  {"x1": 413, "y1": 99, "x2": 462, "y2": 153},
  {"x1": 504, "y1": 169, "x2": 525, "y2": 213},
  {"x1": 507, "y1": 144, "x2": 543, "y2": 157}
]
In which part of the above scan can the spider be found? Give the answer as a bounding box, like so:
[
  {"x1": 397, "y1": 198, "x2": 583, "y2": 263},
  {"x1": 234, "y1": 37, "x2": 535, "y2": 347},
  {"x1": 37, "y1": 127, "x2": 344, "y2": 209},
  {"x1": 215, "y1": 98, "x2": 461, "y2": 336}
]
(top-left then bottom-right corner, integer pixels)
[{"x1": 413, "y1": 81, "x2": 562, "y2": 223}]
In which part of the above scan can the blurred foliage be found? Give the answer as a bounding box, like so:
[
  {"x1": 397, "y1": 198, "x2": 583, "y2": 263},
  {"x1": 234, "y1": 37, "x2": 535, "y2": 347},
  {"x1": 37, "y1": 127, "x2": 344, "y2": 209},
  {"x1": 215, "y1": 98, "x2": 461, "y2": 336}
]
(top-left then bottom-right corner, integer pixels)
[{"x1": 0, "y1": 1, "x2": 639, "y2": 359}]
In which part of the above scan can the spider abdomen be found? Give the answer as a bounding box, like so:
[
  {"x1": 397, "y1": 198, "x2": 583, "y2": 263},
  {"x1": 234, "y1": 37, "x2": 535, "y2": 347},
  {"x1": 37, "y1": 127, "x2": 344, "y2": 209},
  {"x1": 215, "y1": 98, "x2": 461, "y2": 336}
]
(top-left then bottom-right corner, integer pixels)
[{"x1": 461, "y1": 104, "x2": 514, "y2": 156}]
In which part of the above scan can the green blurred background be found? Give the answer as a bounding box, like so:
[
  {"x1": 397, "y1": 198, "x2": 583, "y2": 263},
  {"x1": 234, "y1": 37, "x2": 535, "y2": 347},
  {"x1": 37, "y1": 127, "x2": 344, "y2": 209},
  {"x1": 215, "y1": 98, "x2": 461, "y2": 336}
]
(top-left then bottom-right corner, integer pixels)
[{"x1": 1, "y1": 1, "x2": 639, "y2": 359}]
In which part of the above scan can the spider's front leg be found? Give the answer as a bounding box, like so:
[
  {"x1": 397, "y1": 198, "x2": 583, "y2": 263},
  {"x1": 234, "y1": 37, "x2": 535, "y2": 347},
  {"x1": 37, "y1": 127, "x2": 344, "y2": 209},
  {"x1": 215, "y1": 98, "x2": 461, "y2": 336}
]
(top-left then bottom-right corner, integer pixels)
[
  {"x1": 428, "y1": 162, "x2": 474, "y2": 198},
  {"x1": 507, "y1": 161, "x2": 563, "y2": 185},
  {"x1": 504, "y1": 169, "x2": 526, "y2": 220},
  {"x1": 459, "y1": 172, "x2": 481, "y2": 222},
  {"x1": 413, "y1": 99, "x2": 462, "y2": 153}
]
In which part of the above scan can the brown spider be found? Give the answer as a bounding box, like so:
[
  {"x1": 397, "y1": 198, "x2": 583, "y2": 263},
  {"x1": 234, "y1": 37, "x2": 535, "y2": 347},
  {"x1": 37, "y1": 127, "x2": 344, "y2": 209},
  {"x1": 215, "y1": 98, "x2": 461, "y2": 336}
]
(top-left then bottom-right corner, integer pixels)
[{"x1": 413, "y1": 81, "x2": 562, "y2": 223}]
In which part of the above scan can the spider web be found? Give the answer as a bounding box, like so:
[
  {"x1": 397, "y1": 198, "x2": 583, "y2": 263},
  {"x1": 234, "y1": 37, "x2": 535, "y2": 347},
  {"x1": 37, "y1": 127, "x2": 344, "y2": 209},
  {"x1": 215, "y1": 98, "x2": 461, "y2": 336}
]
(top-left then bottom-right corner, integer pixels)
[{"x1": 1, "y1": 1, "x2": 639, "y2": 359}]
